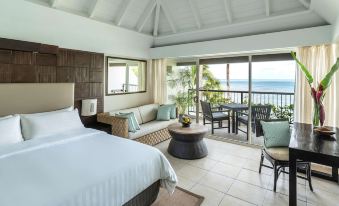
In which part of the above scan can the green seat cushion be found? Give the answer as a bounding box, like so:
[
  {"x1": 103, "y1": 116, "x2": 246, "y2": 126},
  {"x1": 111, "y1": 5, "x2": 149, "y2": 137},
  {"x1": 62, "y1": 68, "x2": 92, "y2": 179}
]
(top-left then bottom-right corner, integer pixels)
[
  {"x1": 115, "y1": 112, "x2": 139, "y2": 133},
  {"x1": 156, "y1": 105, "x2": 171, "y2": 121},
  {"x1": 261, "y1": 121, "x2": 291, "y2": 148}
]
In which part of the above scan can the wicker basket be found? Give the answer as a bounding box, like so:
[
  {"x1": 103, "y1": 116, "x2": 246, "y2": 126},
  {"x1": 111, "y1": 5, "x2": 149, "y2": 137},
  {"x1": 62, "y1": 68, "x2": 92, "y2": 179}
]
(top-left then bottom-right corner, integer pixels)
[{"x1": 97, "y1": 112, "x2": 171, "y2": 146}]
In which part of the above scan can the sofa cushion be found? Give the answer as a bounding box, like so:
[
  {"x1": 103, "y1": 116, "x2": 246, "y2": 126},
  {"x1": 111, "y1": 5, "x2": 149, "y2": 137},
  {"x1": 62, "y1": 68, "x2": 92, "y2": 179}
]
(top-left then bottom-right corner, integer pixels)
[
  {"x1": 156, "y1": 105, "x2": 171, "y2": 121},
  {"x1": 138, "y1": 104, "x2": 159, "y2": 124},
  {"x1": 265, "y1": 147, "x2": 289, "y2": 161},
  {"x1": 109, "y1": 107, "x2": 142, "y2": 125},
  {"x1": 129, "y1": 119, "x2": 177, "y2": 140}
]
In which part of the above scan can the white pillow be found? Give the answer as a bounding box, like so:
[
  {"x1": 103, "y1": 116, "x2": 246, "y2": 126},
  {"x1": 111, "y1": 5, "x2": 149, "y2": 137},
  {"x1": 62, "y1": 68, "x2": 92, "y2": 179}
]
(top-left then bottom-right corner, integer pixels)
[
  {"x1": 21, "y1": 109, "x2": 84, "y2": 140},
  {"x1": 0, "y1": 115, "x2": 23, "y2": 146},
  {"x1": 0, "y1": 115, "x2": 13, "y2": 120},
  {"x1": 21, "y1": 106, "x2": 74, "y2": 117}
]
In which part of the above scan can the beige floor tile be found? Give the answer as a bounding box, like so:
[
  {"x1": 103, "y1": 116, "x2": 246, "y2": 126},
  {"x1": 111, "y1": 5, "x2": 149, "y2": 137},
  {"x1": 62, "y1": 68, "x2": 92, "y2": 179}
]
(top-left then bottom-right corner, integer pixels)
[
  {"x1": 219, "y1": 154, "x2": 248, "y2": 167},
  {"x1": 210, "y1": 162, "x2": 242, "y2": 178},
  {"x1": 306, "y1": 188, "x2": 339, "y2": 206},
  {"x1": 190, "y1": 184, "x2": 225, "y2": 206},
  {"x1": 227, "y1": 180, "x2": 267, "y2": 205},
  {"x1": 237, "y1": 168, "x2": 271, "y2": 189},
  {"x1": 187, "y1": 157, "x2": 218, "y2": 171},
  {"x1": 176, "y1": 175, "x2": 196, "y2": 190},
  {"x1": 263, "y1": 191, "x2": 307, "y2": 206},
  {"x1": 199, "y1": 172, "x2": 234, "y2": 193},
  {"x1": 219, "y1": 194, "x2": 255, "y2": 206},
  {"x1": 177, "y1": 164, "x2": 208, "y2": 182},
  {"x1": 268, "y1": 177, "x2": 307, "y2": 201},
  {"x1": 243, "y1": 159, "x2": 273, "y2": 176},
  {"x1": 309, "y1": 177, "x2": 339, "y2": 194}
]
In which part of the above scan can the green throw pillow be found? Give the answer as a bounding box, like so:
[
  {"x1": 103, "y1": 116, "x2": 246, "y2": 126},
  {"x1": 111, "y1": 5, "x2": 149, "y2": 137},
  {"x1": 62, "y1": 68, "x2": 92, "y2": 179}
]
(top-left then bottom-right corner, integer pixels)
[
  {"x1": 261, "y1": 121, "x2": 291, "y2": 148},
  {"x1": 115, "y1": 112, "x2": 138, "y2": 133},
  {"x1": 164, "y1": 104, "x2": 176, "y2": 119},
  {"x1": 156, "y1": 105, "x2": 171, "y2": 121},
  {"x1": 119, "y1": 112, "x2": 140, "y2": 130}
]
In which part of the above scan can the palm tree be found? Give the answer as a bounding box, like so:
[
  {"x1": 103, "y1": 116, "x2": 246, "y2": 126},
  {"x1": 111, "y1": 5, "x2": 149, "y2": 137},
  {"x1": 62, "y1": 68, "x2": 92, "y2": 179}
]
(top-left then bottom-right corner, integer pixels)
[{"x1": 167, "y1": 65, "x2": 231, "y2": 114}]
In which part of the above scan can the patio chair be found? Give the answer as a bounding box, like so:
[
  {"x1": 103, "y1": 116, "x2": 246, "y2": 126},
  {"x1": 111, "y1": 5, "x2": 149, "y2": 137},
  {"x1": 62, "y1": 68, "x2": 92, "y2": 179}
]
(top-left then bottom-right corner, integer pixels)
[
  {"x1": 200, "y1": 100, "x2": 230, "y2": 134},
  {"x1": 236, "y1": 105, "x2": 272, "y2": 136},
  {"x1": 258, "y1": 119, "x2": 313, "y2": 192}
]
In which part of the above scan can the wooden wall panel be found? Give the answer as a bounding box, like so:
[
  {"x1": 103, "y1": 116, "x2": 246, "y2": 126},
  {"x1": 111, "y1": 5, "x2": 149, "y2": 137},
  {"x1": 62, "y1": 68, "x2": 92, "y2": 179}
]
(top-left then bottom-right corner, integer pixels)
[
  {"x1": 0, "y1": 50, "x2": 12, "y2": 64},
  {"x1": 0, "y1": 64, "x2": 11, "y2": 82},
  {"x1": 0, "y1": 38, "x2": 104, "y2": 126}
]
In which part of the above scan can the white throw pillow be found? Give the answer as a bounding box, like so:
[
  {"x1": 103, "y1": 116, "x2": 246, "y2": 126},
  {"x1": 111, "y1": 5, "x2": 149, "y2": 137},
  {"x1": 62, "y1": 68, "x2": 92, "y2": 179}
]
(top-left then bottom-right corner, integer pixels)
[
  {"x1": 0, "y1": 115, "x2": 23, "y2": 146},
  {"x1": 21, "y1": 109, "x2": 84, "y2": 140}
]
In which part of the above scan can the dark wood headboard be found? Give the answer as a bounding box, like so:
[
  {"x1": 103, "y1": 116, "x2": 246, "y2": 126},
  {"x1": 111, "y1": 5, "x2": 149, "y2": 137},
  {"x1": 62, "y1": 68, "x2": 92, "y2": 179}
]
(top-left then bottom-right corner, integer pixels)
[{"x1": 0, "y1": 38, "x2": 104, "y2": 126}]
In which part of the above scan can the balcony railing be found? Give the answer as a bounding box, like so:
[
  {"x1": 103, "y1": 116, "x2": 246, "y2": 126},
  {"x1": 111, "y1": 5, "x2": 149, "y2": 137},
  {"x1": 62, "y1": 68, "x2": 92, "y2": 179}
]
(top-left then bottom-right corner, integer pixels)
[{"x1": 188, "y1": 89, "x2": 294, "y2": 122}]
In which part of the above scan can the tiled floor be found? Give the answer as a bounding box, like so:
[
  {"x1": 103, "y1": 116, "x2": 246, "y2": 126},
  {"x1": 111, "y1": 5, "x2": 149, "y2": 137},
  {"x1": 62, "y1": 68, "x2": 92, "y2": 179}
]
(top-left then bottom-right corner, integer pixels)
[{"x1": 155, "y1": 138, "x2": 339, "y2": 206}]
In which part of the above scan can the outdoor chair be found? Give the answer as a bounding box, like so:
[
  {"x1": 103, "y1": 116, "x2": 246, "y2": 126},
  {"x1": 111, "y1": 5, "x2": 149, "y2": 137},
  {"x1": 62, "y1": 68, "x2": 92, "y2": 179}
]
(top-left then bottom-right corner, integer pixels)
[
  {"x1": 236, "y1": 105, "x2": 272, "y2": 136},
  {"x1": 258, "y1": 119, "x2": 313, "y2": 192},
  {"x1": 200, "y1": 100, "x2": 230, "y2": 134}
]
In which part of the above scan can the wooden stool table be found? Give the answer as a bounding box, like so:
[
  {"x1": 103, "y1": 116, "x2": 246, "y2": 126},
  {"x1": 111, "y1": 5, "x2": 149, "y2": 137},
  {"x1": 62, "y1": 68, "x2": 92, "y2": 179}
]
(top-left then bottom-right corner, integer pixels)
[{"x1": 167, "y1": 123, "x2": 208, "y2": 159}]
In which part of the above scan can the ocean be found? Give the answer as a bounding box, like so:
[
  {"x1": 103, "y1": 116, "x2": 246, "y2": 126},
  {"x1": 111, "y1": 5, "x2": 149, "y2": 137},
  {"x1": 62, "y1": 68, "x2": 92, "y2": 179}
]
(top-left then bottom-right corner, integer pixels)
[{"x1": 218, "y1": 79, "x2": 295, "y2": 93}]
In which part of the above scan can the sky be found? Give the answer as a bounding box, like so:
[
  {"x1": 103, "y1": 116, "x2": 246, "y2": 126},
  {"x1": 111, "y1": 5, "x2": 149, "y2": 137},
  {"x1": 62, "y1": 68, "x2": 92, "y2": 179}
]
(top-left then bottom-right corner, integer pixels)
[{"x1": 207, "y1": 60, "x2": 296, "y2": 80}]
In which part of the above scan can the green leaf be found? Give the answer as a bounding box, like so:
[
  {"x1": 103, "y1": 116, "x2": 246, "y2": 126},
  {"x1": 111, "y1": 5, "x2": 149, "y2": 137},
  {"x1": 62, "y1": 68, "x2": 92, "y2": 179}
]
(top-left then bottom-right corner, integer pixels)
[
  {"x1": 320, "y1": 58, "x2": 339, "y2": 90},
  {"x1": 291, "y1": 52, "x2": 313, "y2": 84}
]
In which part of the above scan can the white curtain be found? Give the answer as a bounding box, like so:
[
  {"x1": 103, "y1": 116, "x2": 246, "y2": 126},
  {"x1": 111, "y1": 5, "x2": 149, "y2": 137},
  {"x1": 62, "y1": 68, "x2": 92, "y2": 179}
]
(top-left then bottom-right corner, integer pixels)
[
  {"x1": 294, "y1": 44, "x2": 338, "y2": 127},
  {"x1": 152, "y1": 59, "x2": 168, "y2": 104}
]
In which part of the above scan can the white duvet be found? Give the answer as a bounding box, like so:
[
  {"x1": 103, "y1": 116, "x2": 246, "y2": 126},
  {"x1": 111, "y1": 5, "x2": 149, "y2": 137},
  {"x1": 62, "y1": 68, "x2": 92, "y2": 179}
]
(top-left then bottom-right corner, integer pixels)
[{"x1": 0, "y1": 128, "x2": 177, "y2": 206}]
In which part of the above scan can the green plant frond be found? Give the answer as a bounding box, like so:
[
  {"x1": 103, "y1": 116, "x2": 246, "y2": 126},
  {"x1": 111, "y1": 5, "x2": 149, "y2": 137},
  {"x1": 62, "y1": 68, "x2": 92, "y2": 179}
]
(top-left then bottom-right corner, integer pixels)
[
  {"x1": 291, "y1": 51, "x2": 314, "y2": 84},
  {"x1": 320, "y1": 58, "x2": 339, "y2": 90}
]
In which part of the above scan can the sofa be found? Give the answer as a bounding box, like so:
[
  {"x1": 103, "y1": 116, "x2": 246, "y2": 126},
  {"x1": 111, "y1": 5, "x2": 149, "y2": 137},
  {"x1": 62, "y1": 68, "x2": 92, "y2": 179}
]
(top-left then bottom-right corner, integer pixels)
[{"x1": 97, "y1": 104, "x2": 177, "y2": 145}]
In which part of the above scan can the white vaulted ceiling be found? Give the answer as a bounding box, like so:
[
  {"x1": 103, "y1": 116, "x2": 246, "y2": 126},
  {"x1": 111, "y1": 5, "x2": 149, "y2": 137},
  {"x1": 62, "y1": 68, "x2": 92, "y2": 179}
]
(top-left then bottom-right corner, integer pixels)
[{"x1": 25, "y1": 0, "x2": 331, "y2": 46}]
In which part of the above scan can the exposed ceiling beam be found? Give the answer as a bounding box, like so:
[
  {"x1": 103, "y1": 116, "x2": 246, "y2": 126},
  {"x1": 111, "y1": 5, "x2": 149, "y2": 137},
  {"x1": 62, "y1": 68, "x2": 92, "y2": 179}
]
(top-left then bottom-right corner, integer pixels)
[
  {"x1": 188, "y1": 0, "x2": 201, "y2": 29},
  {"x1": 223, "y1": 0, "x2": 232, "y2": 23},
  {"x1": 161, "y1": 0, "x2": 177, "y2": 33},
  {"x1": 88, "y1": 0, "x2": 99, "y2": 18},
  {"x1": 116, "y1": 0, "x2": 134, "y2": 26},
  {"x1": 265, "y1": 0, "x2": 270, "y2": 16},
  {"x1": 50, "y1": 0, "x2": 59, "y2": 8},
  {"x1": 137, "y1": 0, "x2": 157, "y2": 32},
  {"x1": 298, "y1": 0, "x2": 310, "y2": 9},
  {"x1": 153, "y1": 1, "x2": 161, "y2": 36}
]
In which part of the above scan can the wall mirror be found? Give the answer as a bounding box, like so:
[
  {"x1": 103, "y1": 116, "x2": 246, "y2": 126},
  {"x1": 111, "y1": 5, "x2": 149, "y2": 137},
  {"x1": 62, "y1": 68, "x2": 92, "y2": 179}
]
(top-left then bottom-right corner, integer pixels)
[{"x1": 106, "y1": 57, "x2": 147, "y2": 95}]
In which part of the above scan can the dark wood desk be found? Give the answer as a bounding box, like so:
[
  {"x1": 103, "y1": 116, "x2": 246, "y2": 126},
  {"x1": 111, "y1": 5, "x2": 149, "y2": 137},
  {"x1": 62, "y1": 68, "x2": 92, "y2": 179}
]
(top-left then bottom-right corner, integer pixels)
[
  {"x1": 220, "y1": 103, "x2": 248, "y2": 133},
  {"x1": 289, "y1": 123, "x2": 339, "y2": 206}
]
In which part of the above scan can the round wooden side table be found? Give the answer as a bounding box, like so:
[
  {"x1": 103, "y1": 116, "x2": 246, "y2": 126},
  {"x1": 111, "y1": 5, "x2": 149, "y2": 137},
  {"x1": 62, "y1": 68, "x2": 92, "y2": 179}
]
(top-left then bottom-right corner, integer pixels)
[{"x1": 167, "y1": 123, "x2": 208, "y2": 159}]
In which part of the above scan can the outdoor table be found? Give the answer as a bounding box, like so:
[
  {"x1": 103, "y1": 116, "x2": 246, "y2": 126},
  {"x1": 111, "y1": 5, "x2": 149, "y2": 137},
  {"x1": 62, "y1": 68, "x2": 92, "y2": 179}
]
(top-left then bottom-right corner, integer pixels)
[{"x1": 220, "y1": 103, "x2": 248, "y2": 133}]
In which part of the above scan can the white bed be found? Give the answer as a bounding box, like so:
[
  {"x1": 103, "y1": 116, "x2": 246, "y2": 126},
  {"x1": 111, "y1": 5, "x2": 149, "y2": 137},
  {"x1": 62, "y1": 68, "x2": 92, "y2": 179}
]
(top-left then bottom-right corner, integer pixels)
[
  {"x1": 0, "y1": 83, "x2": 177, "y2": 206},
  {"x1": 0, "y1": 128, "x2": 176, "y2": 206}
]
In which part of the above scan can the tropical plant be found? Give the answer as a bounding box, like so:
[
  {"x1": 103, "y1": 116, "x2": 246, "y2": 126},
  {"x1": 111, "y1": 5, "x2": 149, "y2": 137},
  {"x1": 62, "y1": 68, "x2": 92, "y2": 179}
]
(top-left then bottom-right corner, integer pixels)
[
  {"x1": 291, "y1": 52, "x2": 339, "y2": 126},
  {"x1": 167, "y1": 65, "x2": 229, "y2": 114},
  {"x1": 272, "y1": 104, "x2": 294, "y2": 123}
]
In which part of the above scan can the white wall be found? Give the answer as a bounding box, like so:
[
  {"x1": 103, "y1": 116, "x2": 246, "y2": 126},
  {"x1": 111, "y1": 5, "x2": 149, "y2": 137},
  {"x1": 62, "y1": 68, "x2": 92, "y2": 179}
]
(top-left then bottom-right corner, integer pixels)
[
  {"x1": 0, "y1": 0, "x2": 155, "y2": 111},
  {"x1": 150, "y1": 26, "x2": 333, "y2": 58}
]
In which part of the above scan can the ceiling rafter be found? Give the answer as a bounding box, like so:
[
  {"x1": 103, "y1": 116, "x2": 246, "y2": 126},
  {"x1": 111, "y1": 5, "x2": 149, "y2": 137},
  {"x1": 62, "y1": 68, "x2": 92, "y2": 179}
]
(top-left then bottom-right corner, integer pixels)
[
  {"x1": 50, "y1": 0, "x2": 59, "y2": 8},
  {"x1": 153, "y1": 0, "x2": 161, "y2": 36},
  {"x1": 223, "y1": 0, "x2": 232, "y2": 23},
  {"x1": 298, "y1": 0, "x2": 310, "y2": 9},
  {"x1": 137, "y1": 0, "x2": 157, "y2": 33},
  {"x1": 161, "y1": 0, "x2": 177, "y2": 34},
  {"x1": 88, "y1": 0, "x2": 99, "y2": 18},
  {"x1": 116, "y1": 0, "x2": 134, "y2": 26},
  {"x1": 188, "y1": 0, "x2": 201, "y2": 29},
  {"x1": 265, "y1": 0, "x2": 270, "y2": 16}
]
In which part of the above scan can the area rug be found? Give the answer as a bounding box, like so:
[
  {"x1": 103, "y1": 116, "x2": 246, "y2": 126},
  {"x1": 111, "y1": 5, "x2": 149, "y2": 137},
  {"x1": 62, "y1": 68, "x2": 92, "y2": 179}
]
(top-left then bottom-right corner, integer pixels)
[{"x1": 152, "y1": 187, "x2": 204, "y2": 206}]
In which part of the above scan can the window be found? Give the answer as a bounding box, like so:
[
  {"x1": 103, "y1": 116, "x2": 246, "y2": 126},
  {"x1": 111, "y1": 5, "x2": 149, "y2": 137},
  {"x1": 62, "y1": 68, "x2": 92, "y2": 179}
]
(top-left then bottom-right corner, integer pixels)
[{"x1": 106, "y1": 57, "x2": 146, "y2": 95}]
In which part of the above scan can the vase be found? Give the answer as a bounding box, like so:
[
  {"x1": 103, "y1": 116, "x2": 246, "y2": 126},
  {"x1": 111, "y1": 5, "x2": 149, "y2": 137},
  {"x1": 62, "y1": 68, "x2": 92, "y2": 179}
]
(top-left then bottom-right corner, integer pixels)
[
  {"x1": 182, "y1": 123, "x2": 191, "y2": 128},
  {"x1": 312, "y1": 98, "x2": 325, "y2": 128}
]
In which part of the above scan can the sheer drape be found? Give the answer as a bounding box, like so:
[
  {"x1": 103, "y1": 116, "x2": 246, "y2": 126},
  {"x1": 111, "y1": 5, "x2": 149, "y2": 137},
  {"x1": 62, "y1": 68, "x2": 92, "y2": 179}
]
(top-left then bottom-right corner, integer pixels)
[
  {"x1": 152, "y1": 59, "x2": 168, "y2": 104},
  {"x1": 294, "y1": 44, "x2": 338, "y2": 127}
]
